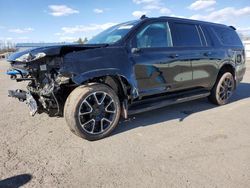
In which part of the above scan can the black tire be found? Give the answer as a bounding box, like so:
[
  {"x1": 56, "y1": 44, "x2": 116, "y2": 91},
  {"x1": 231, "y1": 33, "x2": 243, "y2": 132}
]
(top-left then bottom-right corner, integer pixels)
[
  {"x1": 64, "y1": 83, "x2": 121, "y2": 141},
  {"x1": 208, "y1": 72, "x2": 235, "y2": 105}
]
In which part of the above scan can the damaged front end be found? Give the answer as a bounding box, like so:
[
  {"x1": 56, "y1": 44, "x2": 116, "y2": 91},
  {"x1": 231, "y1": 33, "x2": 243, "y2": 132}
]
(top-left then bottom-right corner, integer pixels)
[
  {"x1": 7, "y1": 48, "x2": 74, "y2": 117},
  {"x1": 7, "y1": 43, "x2": 130, "y2": 117}
]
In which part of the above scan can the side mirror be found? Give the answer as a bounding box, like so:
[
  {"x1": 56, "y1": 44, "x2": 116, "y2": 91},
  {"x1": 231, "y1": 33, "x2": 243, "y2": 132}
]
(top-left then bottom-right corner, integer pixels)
[{"x1": 131, "y1": 48, "x2": 141, "y2": 54}]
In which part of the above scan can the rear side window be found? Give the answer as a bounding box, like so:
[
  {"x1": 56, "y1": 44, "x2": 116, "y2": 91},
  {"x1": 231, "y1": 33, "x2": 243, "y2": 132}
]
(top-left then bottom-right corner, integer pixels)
[
  {"x1": 213, "y1": 26, "x2": 242, "y2": 46},
  {"x1": 171, "y1": 23, "x2": 202, "y2": 47}
]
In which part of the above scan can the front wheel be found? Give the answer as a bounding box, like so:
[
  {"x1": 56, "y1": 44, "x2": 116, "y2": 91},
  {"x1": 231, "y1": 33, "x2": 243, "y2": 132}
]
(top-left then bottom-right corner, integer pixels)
[
  {"x1": 64, "y1": 83, "x2": 121, "y2": 141},
  {"x1": 208, "y1": 72, "x2": 235, "y2": 105}
]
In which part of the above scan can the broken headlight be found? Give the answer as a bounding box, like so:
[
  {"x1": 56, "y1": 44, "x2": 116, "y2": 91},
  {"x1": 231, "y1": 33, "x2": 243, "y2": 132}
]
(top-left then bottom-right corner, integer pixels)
[{"x1": 16, "y1": 52, "x2": 46, "y2": 62}]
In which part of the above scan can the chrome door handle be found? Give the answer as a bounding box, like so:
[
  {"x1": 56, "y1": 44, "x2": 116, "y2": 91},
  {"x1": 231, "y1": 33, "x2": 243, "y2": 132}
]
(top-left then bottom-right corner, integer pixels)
[
  {"x1": 169, "y1": 54, "x2": 179, "y2": 58},
  {"x1": 204, "y1": 52, "x2": 212, "y2": 56}
]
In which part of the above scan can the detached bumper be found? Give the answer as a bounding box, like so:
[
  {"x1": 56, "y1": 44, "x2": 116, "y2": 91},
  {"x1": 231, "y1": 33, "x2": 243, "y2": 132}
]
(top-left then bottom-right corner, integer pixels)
[{"x1": 8, "y1": 90, "x2": 38, "y2": 116}]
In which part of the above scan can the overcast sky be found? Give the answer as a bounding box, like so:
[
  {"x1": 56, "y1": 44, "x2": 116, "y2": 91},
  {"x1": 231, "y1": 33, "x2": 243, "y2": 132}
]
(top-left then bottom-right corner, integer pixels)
[{"x1": 0, "y1": 0, "x2": 250, "y2": 43}]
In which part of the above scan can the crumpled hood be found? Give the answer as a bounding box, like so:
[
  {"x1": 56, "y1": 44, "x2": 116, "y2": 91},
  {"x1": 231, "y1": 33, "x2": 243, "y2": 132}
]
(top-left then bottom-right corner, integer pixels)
[{"x1": 8, "y1": 43, "x2": 108, "y2": 62}]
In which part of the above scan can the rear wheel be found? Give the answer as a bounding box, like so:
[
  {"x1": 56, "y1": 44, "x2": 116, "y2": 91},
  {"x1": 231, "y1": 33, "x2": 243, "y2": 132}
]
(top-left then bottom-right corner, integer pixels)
[
  {"x1": 64, "y1": 83, "x2": 121, "y2": 141},
  {"x1": 208, "y1": 72, "x2": 235, "y2": 105}
]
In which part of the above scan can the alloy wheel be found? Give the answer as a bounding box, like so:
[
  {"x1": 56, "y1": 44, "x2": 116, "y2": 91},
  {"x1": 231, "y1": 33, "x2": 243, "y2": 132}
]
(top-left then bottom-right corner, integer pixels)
[
  {"x1": 218, "y1": 74, "x2": 234, "y2": 102},
  {"x1": 78, "y1": 91, "x2": 116, "y2": 134}
]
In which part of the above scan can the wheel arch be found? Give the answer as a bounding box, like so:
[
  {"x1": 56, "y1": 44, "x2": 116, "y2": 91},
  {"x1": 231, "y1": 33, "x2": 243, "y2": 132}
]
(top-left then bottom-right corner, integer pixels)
[
  {"x1": 218, "y1": 62, "x2": 236, "y2": 80},
  {"x1": 212, "y1": 62, "x2": 236, "y2": 91},
  {"x1": 71, "y1": 69, "x2": 136, "y2": 102}
]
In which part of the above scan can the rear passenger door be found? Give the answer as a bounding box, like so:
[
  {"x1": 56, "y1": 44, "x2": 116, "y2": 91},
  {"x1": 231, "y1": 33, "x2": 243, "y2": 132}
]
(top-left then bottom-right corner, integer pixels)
[
  {"x1": 169, "y1": 21, "x2": 218, "y2": 90},
  {"x1": 189, "y1": 25, "x2": 220, "y2": 89},
  {"x1": 168, "y1": 21, "x2": 204, "y2": 90}
]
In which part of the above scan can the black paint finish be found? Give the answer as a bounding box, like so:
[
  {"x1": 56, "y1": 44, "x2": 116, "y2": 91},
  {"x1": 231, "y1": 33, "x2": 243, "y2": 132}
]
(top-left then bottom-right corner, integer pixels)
[{"x1": 7, "y1": 16, "x2": 246, "y2": 115}]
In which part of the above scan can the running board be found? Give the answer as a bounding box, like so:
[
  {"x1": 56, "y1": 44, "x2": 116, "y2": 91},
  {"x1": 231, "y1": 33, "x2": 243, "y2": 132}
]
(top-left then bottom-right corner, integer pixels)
[{"x1": 128, "y1": 91, "x2": 210, "y2": 115}]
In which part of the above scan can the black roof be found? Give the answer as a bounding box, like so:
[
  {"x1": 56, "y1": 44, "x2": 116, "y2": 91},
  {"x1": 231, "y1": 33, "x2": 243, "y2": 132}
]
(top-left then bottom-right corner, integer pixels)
[{"x1": 140, "y1": 15, "x2": 232, "y2": 29}]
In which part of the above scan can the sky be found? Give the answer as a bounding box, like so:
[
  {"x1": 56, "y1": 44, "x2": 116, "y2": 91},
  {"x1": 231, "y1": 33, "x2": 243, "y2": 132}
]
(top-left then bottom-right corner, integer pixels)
[{"x1": 0, "y1": 0, "x2": 250, "y2": 43}]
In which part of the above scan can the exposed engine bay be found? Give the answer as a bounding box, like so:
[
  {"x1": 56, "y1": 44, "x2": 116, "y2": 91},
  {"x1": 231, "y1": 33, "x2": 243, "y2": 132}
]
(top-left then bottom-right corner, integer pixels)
[{"x1": 7, "y1": 56, "x2": 74, "y2": 116}]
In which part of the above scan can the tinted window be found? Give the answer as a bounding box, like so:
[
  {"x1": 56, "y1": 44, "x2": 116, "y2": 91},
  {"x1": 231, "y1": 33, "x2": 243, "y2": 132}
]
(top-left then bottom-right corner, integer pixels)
[
  {"x1": 136, "y1": 22, "x2": 172, "y2": 48},
  {"x1": 213, "y1": 26, "x2": 242, "y2": 46},
  {"x1": 171, "y1": 23, "x2": 202, "y2": 47},
  {"x1": 201, "y1": 26, "x2": 213, "y2": 46}
]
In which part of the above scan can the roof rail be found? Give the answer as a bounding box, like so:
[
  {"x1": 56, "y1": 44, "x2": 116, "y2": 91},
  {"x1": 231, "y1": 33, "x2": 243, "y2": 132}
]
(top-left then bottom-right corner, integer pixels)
[
  {"x1": 140, "y1": 15, "x2": 148, "y2": 20},
  {"x1": 229, "y1": 26, "x2": 236, "y2": 30}
]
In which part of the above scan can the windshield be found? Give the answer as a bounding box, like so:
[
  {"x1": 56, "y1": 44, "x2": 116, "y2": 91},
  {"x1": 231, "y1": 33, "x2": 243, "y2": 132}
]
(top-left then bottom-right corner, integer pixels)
[{"x1": 87, "y1": 21, "x2": 139, "y2": 44}]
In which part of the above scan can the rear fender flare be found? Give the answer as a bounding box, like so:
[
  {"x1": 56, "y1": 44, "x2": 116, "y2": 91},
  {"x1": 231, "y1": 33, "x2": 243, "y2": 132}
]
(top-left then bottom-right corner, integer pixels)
[{"x1": 218, "y1": 61, "x2": 236, "y2": 78}]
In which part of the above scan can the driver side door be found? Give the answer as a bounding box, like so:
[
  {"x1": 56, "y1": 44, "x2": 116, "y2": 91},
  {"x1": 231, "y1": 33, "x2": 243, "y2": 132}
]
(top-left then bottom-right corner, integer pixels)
[{"x1": 129, "y1": 21, "x2": 193, "y2": 97}]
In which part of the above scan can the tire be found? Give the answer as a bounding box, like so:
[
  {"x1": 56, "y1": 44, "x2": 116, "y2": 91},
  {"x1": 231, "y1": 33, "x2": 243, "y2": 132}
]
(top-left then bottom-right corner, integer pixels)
[
  {"x1": 208, "y1": 72, "x2": 235, "y2": 105},
  {"x1": 64, "y1": 83, "x2": 121, "y2": 141}
]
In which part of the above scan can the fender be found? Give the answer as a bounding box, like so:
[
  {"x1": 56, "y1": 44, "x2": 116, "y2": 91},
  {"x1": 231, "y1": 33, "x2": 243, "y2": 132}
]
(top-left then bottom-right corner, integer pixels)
[
  {"x1": 72, "y1": 68, "x2": 139, "y2": 99},
  {"x1": 61, "y1": 46, "x2": 140, "y2": 99}
]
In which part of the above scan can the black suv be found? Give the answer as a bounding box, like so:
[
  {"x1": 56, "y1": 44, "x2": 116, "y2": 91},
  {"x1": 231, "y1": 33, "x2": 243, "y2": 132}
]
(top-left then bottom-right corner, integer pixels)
[{"x1": 7, "y1": 16, "x2": 246, "y2": 140}]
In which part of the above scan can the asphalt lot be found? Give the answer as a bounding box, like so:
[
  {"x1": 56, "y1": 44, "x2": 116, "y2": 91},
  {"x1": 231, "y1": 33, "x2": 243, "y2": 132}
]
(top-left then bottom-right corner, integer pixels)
[{"x1": 0, "y1": 59, "x2": 250, "y2": 188}]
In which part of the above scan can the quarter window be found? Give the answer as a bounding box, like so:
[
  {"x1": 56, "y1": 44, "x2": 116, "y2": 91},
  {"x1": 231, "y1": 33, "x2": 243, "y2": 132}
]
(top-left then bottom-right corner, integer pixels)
[
  {"x1": 212, "y1": 26, "x2": 242, "y2": 46},
  {"x1": 171, "y1": 23, "x2": 202, "y2": 47},
  {"x1": 136, "y1": 22, "x2": 172, "y2": 48}
]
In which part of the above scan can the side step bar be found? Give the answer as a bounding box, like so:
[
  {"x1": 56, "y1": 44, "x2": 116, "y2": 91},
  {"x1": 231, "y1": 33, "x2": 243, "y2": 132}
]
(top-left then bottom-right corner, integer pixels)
[{"x1": 128, "y1": 91, "x2": 210, "y2": 115}]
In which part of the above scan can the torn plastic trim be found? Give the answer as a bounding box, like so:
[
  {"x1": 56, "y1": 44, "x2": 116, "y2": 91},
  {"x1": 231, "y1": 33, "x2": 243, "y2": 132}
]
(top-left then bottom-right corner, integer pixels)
[
  {"x1": 6, "y1": 69, "x2": 28, "y2": 76},
  {"x1": 6, "y1": 68, "x2": 31, "y2": 81},
  {"x1": 8, "y1": 89, "x2": 38, "y2": 116},
  {"x1": 8, "y1": 89, "x2": 27, "y2": 101}
]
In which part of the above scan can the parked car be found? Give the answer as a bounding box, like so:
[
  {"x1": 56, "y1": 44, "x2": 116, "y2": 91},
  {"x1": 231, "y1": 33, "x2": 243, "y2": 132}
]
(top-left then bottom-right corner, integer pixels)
[{"x1": 7, "y1": 16, "x2": 246, "y2": 141}]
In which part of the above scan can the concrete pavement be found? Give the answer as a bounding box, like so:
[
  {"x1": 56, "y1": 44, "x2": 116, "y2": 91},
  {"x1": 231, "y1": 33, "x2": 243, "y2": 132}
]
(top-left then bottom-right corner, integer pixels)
[{"x1": 0, "y1": 60, "x2": 249, "y2": 188}]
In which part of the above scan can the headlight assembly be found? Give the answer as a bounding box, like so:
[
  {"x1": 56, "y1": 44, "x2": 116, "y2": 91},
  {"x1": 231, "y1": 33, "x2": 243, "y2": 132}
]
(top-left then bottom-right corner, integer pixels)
[{"x1": 16, "y1": 52, "x2": 46, "y2": 62}]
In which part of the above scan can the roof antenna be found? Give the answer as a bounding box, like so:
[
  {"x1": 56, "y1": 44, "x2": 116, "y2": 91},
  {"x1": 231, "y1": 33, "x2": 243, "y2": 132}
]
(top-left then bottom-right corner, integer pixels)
[{"x1": 140, "y1": 15, "x2": 147, "y2": 20}]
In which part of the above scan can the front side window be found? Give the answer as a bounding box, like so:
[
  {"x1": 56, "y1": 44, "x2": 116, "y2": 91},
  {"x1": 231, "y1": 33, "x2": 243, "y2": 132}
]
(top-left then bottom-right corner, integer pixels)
[
  {"x1": 135, "y1": 22, "x2": 172, "y2": 48},
  {"x1": 171, "y1": 23, "x2": 202, "y2": 47}
]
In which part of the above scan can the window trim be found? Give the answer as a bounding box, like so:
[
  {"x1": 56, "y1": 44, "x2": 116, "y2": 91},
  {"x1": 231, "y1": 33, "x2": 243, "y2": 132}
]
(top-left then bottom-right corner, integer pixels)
[
  {"x1": 198, "y1": 25, "x2": 208, "y2": 46},
  {"x1": 196, "y1": 25, "x2": 203, "y2": 46},
  {"x1": 166, "y1": 22, "x2": 173, "y2": 47}
]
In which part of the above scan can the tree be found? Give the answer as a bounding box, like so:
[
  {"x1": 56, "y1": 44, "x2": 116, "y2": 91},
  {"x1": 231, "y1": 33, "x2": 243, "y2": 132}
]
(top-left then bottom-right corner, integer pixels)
[
  {"x1": 76, "y1": 38, "x2": 84, "y2": 44},
  {"x1": 75, "y1": 37, "x2": 88, "y2": 44},
  {"x1": 83, "y1": 37, "x2": 88, "y2": 44}
]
